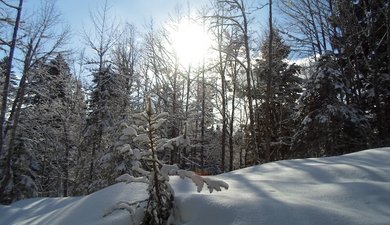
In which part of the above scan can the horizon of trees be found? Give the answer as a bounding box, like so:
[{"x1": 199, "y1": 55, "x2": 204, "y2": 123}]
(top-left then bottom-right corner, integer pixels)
[{"x1": 0, "y1": 0, "x2": 388, "y2": 205}]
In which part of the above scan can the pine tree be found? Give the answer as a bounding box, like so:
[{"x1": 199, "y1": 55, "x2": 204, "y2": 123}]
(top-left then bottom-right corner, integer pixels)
[
  {"x1": 13, "y1": 55, "x2": 85, "y2": 199},
  {"x1": 104, "y1": 96, "x2": 228, "y2": 225},
  {"x1": 292, "y1": 53, "x2": 369, "y2": 157},
  {"x1": 331, "y1": 1, "x2": 390, "y2": 146},
  {"x1": 254, "y1": 30, "x2": 302, "y2": 161},
  {"x1": 85, "y1": 64, "x2": 132, "y2": 192}
]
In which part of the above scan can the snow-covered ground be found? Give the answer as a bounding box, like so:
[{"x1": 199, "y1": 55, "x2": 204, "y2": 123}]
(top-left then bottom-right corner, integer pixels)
[{"x1": 1, "y1": 147, "x2": 390, "y2": 225}]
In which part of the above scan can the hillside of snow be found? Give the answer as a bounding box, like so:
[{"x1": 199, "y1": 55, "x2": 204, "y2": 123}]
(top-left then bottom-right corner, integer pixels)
[{"x1": 1, "y1": 147, "x2": 390, "y2": 225}]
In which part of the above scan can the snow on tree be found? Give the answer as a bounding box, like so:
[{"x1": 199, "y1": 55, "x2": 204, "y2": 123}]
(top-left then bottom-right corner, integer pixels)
[
  {"x1": 17, "y1": 55, "x2": 85, "y2": 198},
  {"x1": 292, "y1": 53, "x2": 369, "y2": 157},
  {"x1": 0, "y1": 57, "x2": 18, "y2": 111},
  {"x1": 104, "y1": 96, "x2": 228, "y2": 225},
  {"x1": 253, "y1": 29, "x2": 302, "y2": 161},
  {"x1": 0, "y1": 0, "x2": 70, "y2": 204},
  {"x1": 0, "y1": 54, "x2": 86, "y2": 203},
  {"x1": 331, "y1": 0, "x2": 390, "y2": 146}
]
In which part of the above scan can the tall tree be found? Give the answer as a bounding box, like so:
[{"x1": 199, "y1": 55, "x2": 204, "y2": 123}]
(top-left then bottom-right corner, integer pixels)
[
  {"x1": 0, "y1": 0, "x2": 69, "y2": 204},
  {"x1": 209, "y1": 3, "x2": 229, "y2": 171},
  {"x1": 331, "y1": 0, "x2": 390, "y2": 146},
  {"x1": 17, "y1": 55, "x2": 85, "y2": 198},
  {"x1": 111, "y1": 23, "x2": 139, "y2": 114},
  {"x1": 82, "y1": 0, "x2": 120, "y2": 192},
  {"x1": 264, "y1": 0, "x2": 273, "y2": 162},
  {"x1": 292, "y1": 54, "x2": 369, "y2": 157},
  {"x1": 254, "y1": 29, "x2": 302, "y2": 161},
  {"x1": 0, "y1": 0, "x2": 23, "y2": 158},
  {"x1": 211, "y1": 0, "x2": 259, "y2": 164},
  {"x1": 225, "y1": 33, "x2": 242, "y2": 171}
]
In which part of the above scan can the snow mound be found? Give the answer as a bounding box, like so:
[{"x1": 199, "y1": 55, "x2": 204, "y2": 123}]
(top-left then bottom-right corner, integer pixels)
[
  {"x1": 170, "y1": 147, "x2": 390, "y2": 225},
  {"x1": 0, "y1": 183, "x2": 147, "y2": 225},
  {"x1": 1, "y1": 147, "x2": 390, "y2": 225}
]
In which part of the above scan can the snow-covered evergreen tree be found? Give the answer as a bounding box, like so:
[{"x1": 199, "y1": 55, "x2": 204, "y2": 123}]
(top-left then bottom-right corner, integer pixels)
[
  {"x1": 0, "y1": 57, "x2": 18, "y2": 110},
  {"x1": 331, "y1": 1, "x2": 390, "y2": 146},
  {"x1": 84, "y1": 64, "x2": 132, "y2": 192},
  {"x1": 105, "y1": 96, "x2": 228, "y2": 225},
  {"x1": 292, "y1": 53, "x2": 369, "y2": 157},
  {"x1": 253, "y1": 30, "x2": 302, "y2": 161},
  {"x1": 13, "y1": 55, "x2": 85, "y2": 198}
]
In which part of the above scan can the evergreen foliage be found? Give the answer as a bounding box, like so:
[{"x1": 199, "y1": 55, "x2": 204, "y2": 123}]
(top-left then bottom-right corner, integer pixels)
[
  {"x1": 331, "y1": 0, "x2": 390, "y2": 146},
  {"x1": 104, "y1": 96, "x2": 228, "y2": 225},
  {"x1": 292, "y1": 54, "x2": 369, "y2": 157},
  {"x1": 254, "y1": 30, "x2": 303, "y2": 161},
  {"x1": 0, "y1": 55, "x2": 86, "y2": 203},
  {"x1": 84, "y1": 64, "x2": 132, "y2": 192}
]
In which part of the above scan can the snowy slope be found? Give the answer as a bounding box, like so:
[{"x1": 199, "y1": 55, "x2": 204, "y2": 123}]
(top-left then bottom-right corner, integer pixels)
[
  {"x1": 0, "y1": 183, "x2": 148, "y2": 225},
  {"x1": 1, "y1": 147, "x2": 390, "y2": 225}
]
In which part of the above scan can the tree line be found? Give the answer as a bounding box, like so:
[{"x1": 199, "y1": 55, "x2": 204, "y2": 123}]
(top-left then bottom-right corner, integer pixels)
[{"x1": 0, "y1": 0, "x2": 388, "y2": 204}]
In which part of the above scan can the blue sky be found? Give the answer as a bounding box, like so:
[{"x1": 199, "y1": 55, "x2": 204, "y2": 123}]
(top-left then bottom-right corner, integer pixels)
[
  {"x1": 21, "y1": 0, "x2": 211, "y2": 58},
  {"x1": 21, "y1": 0, "x2": 269, "y2": 60},
  {"x1": 25, "y1": 0, "x2": 207, "y2": 33},
  {"x1": 17, "y1": 0, "x2": 270, "y2": 81},
  {"x1": 56, "y1": 0, "x2": 187, "y2": 28}
]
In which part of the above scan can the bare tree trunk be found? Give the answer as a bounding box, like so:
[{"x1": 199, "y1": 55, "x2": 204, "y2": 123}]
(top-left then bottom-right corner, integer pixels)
[
  {"x1": 1, "y1": 46, "x2": 32, "y2": 198},
  {"x1": 264, "y1": 0, "x2": 273, "y2": 162},
  {"x1": 171, "y1": 66, "x2": 179, "y2": 164},
  {"x1": 221, "y1": 67, "x2": 227, "y2": 172},
  {"x1": 183, "y1": 65, "x2": 191, "y2": 167},
  {"x1": 228, "y1": 67, "x2": 237, "y2": 171},
  {"x1": 218, "y1": 24, "x2": 227, "y2": 171},
  {"x1": 200, "y1": 62, "x2": 206, "y2": 170},
  {"x1": 306, "y1": 0, "x2": 323, "y2": 55},
  {"x1": 63, "y1": 120, "x2": 70, "y2": 197},
  {"x1": 387, "y1": 2, "x2": 390, "y2": 76},
  {"x1": 185, "y1": 66, "x2": 191, "y2": 119},
  {"x1": 0, "y1": 0, "x2": 23, "y2": 157},
  {"x1": 214, "y1": 12, "x2": 229, "y2": 172},
  {"x1": 242, "y1": 4, "x2": 258, "y2": 164},
  {"x1": 0, "y1": 0, "x2": 23, "y2": 202}
]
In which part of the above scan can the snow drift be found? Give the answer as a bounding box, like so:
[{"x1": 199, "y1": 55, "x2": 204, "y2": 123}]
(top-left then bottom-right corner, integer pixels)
[{"x1": 1, "y1": 147, "x2": 390, "y2": 225}]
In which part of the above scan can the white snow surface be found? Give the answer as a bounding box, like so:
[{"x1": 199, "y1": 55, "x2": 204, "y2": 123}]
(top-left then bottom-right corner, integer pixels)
[{"x1": 1, "y1": 147, "x2": 390, "y2": 225}]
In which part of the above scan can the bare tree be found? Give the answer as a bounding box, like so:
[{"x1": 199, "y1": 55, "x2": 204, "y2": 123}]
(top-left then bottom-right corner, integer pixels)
[
  {"x1": 111, "y1": 23, "x2": 138, "y2": 113},
  {"x1": 264, "y1": 0, "x2": 273, "y2": 162},
  {"x1": 278, "y1": 0, "x2": 337, "y2": 57},
  {"x1": 0, "y1": 0, "x2": 23, "y2": 159},
  {"x1": 82, "y1": 0, "x2": 119, "y2": 191},
  {"x1": 226, "y1": 33, "x2": 242, "y2": 171},
  {"x1": 0, "y1": 0, "x2": 69, "y2": 203},
  {"x1": 210, "y1": 0, "x2": 259, "y2": 164},
  {"x1": 216, "y1": 11, "x2": 229, "y2": 172}
]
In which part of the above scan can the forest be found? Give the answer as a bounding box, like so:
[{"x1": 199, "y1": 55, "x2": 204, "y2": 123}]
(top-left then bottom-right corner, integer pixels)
[{"x1": 0, "y1": 0, "x2": 389, "y2": 207}]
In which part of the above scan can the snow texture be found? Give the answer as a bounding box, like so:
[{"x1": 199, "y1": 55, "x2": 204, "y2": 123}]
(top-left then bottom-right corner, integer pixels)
[
  {"x1": 115, "y1": 174, "x2": 149, "y2": 184},
  {"x1": 1, "y1": 147, "x2": 390, "y2": 225},
  {"x1": 122, "y1": 126, "x2": 137, "y2": 136}
]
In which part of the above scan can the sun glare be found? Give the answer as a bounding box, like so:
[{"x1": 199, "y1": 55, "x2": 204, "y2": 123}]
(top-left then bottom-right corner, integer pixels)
[{"x1": 171, "y1": 21, "x2": 212, "y2": 66}]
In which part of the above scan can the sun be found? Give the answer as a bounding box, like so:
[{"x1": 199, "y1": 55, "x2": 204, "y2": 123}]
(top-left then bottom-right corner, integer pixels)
[{"x1": 170, "y1": 20, "x2": 212, "y2": 66}]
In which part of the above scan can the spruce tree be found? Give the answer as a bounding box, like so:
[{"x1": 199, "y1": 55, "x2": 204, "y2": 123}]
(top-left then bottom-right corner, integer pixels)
[
  {"x1": 254, "y1": 30, "x2": 302, "y2": 161},
  {"x1": 85, "y1": 64, "x2": 131, "y2": 192},
  {"x1": 105, "y1": 96, "x2": 228, "y2": 225},
  {"x1": 292, "y1": 54, "x2": 369, "y2": 157},
  {"x1": 13, "y1": 55, "x2": 85, "y2": 199},
  {"x1": 331, "y1": 1, "x2": 390, "y2": 146}
]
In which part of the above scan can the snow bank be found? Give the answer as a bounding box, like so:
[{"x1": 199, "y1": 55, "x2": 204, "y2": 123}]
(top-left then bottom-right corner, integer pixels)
[
  {"x1": 0, "y1": 183, "x2": 147, "y2": 225},
  {"x1": 1, "y1": 147, "x2": 390, "y2": 225}
]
